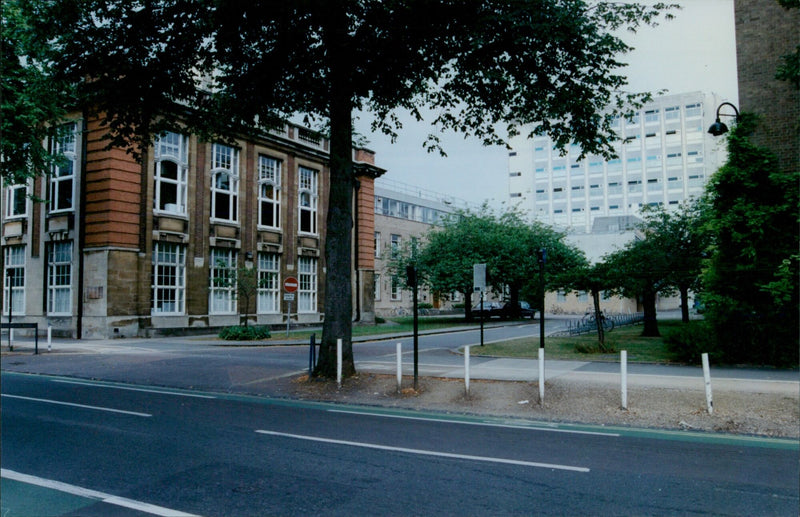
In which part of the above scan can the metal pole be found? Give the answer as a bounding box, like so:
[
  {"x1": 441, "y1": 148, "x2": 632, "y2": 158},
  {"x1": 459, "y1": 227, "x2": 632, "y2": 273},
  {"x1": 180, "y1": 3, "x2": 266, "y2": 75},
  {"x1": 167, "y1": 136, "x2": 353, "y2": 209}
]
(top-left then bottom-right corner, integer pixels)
[
  {"x1": 286, "y1": 300, "x2": 292, "y2": 337},
  {"x1": 412, "y1": 278, "x2": 419, "y2": 391},
  {"x1": 396, "y1": 342, "x2": 402, "y2": 393},
  {"x1": 621, "y1": 350, "x2": 628, "y2": 410},
  {"x1": 7, "y1": 269, "x2": 13, "y2": 352},
  {"x1": 538, "y1": 347, "x2": 545, "y2": 404},
  {"x1": 702, "y1": 353, "x2": 713, "y2": 415},
  {"x1": 538, "y1": 248, "x2": 546, "y2": 350},
  {"x1": 337, "y1": 338, "x2": 342, "y2": 388},
  {"x1": 464, "y1": 345, "x2": 470, "y2": 395},
  {"x1": 480, "y1": 290, "x2": 484, "y2": 346}
]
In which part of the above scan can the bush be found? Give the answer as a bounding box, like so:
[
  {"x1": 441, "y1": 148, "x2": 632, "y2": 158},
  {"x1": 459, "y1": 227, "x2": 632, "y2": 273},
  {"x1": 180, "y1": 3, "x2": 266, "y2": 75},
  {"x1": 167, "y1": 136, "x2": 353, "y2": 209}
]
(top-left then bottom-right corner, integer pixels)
[
  {"x1": 219, "y1": 325, "x2": 271, "y2": 341},
  {"x1": 418, "y1": 302, "x2": 434, "y2": 310},
  {"x1": 665, "y1": 321, "x2": 716, "y2": 364}
]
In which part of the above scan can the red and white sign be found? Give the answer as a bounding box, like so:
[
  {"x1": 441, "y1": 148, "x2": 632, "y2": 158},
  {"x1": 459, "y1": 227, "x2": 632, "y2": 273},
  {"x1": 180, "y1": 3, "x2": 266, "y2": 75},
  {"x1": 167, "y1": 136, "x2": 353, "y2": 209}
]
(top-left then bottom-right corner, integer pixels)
[{"x1": 283, "y1": 276, "x2": 299, "y2": 293}]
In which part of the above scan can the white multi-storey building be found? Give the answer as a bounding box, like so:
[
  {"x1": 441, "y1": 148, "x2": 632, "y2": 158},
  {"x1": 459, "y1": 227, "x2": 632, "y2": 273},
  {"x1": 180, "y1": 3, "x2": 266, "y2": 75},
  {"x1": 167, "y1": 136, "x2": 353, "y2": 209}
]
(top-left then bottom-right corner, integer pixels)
[{"x1": 508, "y1": 92, "x2": 727, "y2": 233}]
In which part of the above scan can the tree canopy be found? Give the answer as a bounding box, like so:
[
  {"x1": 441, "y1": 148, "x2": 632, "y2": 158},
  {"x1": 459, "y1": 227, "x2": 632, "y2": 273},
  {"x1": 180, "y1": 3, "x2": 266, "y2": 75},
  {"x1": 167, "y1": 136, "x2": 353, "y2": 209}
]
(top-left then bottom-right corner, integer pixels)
[
  {"x1": 11, "y1": 0, "x2": 675, "y2": 377},
  {"x1": 409, "y1": 206, "x2": 583, "y2": 317},
  {"x1": 701, "y1": 114, "x2": 799, "y2": 366}
]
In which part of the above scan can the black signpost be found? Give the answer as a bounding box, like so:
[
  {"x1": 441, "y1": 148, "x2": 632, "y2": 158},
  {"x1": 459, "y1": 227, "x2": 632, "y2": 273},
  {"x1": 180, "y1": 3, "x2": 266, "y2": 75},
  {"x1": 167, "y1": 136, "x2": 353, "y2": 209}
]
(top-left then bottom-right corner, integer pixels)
[{"x1": 406, "y1": 265, "x2": 419, "y2": 390}]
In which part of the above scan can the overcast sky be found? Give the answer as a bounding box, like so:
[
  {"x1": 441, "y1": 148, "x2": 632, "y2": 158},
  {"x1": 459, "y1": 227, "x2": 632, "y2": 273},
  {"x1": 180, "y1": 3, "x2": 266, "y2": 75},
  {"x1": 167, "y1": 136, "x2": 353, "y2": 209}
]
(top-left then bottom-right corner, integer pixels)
[{"x1": 355, "y1": 0, "x2": 738, "y2": 209}]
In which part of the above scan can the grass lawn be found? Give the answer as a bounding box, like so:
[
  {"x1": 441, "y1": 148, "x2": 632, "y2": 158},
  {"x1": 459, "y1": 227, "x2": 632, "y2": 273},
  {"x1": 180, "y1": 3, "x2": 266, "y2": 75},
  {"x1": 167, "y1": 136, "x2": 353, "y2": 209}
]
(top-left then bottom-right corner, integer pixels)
[
  {"x1": 473, "y1": 320, "x2": 686, "y2": 363},
  {"x1": 260, "y1": 316, "x2": 477, "y2": 342}
]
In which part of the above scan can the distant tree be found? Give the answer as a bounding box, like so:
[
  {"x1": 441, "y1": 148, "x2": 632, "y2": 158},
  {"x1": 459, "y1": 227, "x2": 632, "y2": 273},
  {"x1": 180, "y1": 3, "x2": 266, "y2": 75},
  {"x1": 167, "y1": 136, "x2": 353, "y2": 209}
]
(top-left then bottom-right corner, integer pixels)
[
  {"x1": 604, "y1": 233, "x2": 672, "y2": 337},
  {"x1": 413, "y1": 207, "x2": 582, "y2": 319},
  {"x1": 702, "y1": 114, "x2": 799, "y2": 366},
  {"x1": 564, "y1": 260, "x2": 613, "y2": 348},
  {"x1": 25, "y1": 0, "x2": 675, "y2": 378},
  {"x1": 638, "y1": 200, "x2": 709, "y2": 323},
  {"x1": 235, "y1": 265, "x2": 259, "y2": 327}
]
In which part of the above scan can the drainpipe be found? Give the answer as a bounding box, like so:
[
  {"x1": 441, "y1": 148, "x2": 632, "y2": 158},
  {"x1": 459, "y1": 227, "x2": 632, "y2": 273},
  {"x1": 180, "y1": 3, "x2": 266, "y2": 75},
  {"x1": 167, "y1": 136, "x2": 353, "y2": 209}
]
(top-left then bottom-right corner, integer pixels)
[
  {"x1": 353, "y1": 178, "x2": 361, "y2": 322},
  {"x1": 76, "y1": 111, "x2": 88, "y2": 339}
]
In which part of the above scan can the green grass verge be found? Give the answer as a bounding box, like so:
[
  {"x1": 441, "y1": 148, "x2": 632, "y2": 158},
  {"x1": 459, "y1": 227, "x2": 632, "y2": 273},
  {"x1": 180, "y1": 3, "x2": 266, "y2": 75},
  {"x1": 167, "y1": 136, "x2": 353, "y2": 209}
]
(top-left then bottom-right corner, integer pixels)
[
  {"x1": 262, "y1": 316, "x2": 478, "y2": 342},
  {"x1": 473, "y1": 320, "x2": 685, "y2": 363}
]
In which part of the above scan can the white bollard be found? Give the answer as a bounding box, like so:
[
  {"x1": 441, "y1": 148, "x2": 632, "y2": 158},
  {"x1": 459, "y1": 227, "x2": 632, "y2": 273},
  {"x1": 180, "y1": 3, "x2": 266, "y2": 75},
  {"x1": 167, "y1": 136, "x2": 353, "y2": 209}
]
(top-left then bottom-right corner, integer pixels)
[
  {"x1": 620, "y1": 350, "x2": 628, "y2": 410},
  {"x1": 48, "y1": 325, "x2": 52, "y2": 352},
  {"x1": 464, "y1": 345, "x2": 471, "y2": 395},
  {"x1": 702, "y1": 353, "x2": 713, "y2": 415},
  {"x1": 336, "y1": 338, "x2": 342, "y2": 388},
  {"x1": 9, "y1": 328, "x2": 14, "y2": 349},
  {"x1": 396, "y1": 342, "x2": 402, "y2": 392},
  {"x1": 538, "y1": 347, "x2": 545, "y2": 404}
]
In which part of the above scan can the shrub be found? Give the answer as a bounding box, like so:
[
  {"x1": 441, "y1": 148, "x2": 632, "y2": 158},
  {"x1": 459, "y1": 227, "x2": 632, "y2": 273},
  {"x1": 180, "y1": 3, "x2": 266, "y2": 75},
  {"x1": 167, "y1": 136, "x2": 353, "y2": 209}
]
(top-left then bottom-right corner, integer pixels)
[
  {"x1": 418, "y1": 302, "x2": 434, "y2": 309},
  {"x1": 219, "y1": 325, "x2": 271, "y2": 341},
  {"x1": 665, "y1": 321, "x2": 716, "y2": 364}
]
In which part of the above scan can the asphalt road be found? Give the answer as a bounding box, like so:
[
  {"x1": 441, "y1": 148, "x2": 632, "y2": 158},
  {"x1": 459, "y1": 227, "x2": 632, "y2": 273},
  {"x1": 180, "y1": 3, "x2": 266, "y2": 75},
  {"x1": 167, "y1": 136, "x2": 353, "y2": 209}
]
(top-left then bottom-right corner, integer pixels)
[{"x1": 2, "y1": 371, "x2": 798, "y2": 516}]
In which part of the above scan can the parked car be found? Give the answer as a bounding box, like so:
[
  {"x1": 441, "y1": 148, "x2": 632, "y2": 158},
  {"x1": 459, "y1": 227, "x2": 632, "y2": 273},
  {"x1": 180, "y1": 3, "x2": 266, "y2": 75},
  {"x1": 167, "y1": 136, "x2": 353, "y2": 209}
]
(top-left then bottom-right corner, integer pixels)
[
  {"x1": 471, "y1": 301, "x2": 503, "y2": 318},
  {"x1": 499, "y1": 301, "x2": 536, "y2": 319}
]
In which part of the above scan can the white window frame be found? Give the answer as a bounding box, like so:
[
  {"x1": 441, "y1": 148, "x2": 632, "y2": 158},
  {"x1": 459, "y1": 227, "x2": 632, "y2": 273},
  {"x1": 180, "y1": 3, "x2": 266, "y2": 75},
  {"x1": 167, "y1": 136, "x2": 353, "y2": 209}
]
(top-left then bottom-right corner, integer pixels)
[
  {"x1": 258, "y1": 154, "x2": 281, "y2": 229},
  {"x1": 257, "y1": 252, "x2": 280, "y2": 314},
  {"x1": 154, "y1": 131, "x2": 188, "y2": 215},
  {"x1": 374, "y1": 232, "x2": 381, "y2": 258},
  {"x1": 390, "y1": 276, "x2": 402, "y2": 301},
  {"x1": 151, "y1": 242, "x2": 186, "y2": 314},
  {"x1": 3, "y1": 245, "x2": 25, "y2": 315},
  {"x1": 48, "y1": 241, "x2": 72, "y2": 315},
  {"x1": 210, "y1": 143, "x2": 239, "y2": 223},
  {"x1": 210, "y1": 248, "x2": 238, "y2": 314},
  {"x1": 298, "y1": 166, "x2": 318, "y2": 235},
  {"x1": 390, "y1": 234, "x2": 401, "y2": 258},
  {"x1": 5, "y1": 181, "x2": 28, "y2": 218},
  {"x1": 50, "y1": 122, "x2": 77, "y2": 213},
  {"x1": 374, "y1": 273, "x2": 381, "y2": 302},
  {"x1": 298, "y1": 256, "x2": 317, "y2": 313}
]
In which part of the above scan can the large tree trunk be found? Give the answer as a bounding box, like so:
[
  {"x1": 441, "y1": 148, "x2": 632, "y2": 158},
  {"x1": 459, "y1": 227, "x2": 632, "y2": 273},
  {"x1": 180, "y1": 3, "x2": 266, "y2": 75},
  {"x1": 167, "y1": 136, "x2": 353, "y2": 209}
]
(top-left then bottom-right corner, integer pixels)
[
  {"x1": 679, "y1": 285, "x2": 690, "y2": 323},
  {"x1": 592, "y1": 288, "x2": 605, "y2": 348},
  {"x1": 641, "y1": 290, "x2": 660, "y2": 337},
  {"x1": 315, "y1": 10, "x2": 355, "y2": 379}
]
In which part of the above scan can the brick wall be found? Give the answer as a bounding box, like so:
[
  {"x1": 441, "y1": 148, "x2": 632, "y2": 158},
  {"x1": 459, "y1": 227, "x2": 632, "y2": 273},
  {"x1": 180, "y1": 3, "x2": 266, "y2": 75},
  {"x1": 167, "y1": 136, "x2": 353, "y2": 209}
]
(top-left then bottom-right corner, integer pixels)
[
  {"x1": 84, "y1": 116, "x2": 144, "y2": 248},
  {"x1": 735, "y1": 0, "x2": 800, "y2": 172}
]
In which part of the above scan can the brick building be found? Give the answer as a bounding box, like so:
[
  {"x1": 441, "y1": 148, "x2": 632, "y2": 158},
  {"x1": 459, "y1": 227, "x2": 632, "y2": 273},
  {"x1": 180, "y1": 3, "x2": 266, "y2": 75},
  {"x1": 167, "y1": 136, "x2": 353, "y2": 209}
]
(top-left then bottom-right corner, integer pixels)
[
  {"x1": 734, "y1": 0, "x2": 799, "y2": 172},
  {"x1": 2, "y1": 113, "x2": 384, "y2": 338}
]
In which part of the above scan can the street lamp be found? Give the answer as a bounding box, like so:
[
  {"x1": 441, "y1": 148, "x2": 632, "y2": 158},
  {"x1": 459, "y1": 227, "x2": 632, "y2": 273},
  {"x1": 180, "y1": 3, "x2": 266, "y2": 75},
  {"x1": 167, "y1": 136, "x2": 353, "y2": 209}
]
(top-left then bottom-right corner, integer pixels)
[{"x1": 708, "y1": 102, "x2": 740, "y2": 136}]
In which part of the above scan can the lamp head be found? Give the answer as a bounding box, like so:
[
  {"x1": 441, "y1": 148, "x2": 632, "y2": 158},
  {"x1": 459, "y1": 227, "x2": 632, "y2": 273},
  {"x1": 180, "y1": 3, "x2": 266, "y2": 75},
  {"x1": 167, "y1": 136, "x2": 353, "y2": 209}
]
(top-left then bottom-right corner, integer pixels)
[{"x1": 707, "y1": 118, "x2": 729, "y2": 136}]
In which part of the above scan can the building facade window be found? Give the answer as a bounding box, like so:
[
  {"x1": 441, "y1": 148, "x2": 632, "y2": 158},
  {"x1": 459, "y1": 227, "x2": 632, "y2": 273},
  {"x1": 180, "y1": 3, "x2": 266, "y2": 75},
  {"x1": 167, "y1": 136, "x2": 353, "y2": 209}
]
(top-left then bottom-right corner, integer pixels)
[
  {"x1": 258, "y1": 154, "x2": 281, "y2": 229},
  {"x1": 374, "y1": 273, "x2": 381, "y2": 301},
  {"x1": 390, "y1": 276, "x2": 402, "y2": 301},
  {"x1": 390, "y1": 234, "x2": 401, "y2": 258},
  {"x1": 3, "y1": 245, "x2": 25, "y2": 314},
  {"x1": 154, "y1": 131, "x2": 188, "y2": 214},
  {"x1": 298, "y1": 166, "x2": 318, "y2": 234},
  {"x1": 211, "y1": 143, "x2": 239, "y2": 222},
  {"x1": 210, "y1": 248, "x2": 237, "y2": 314},
  {"x1": 50, "y1": 122, "x2": 77, "y2": 213},
  {"x1": 47, "y1": 241, "x2": 72, "y2": 315},
  {"x1": 298, "y1": 256, "x2": 317, "y2": 313},
  {"x1": 151, "y1": 242, "x2": 186, "y2": 314},
  {"x1": 257, "y1": 252, "x2": 280, "y2": 314},
  {"x1": 5, "y1": 182, "x2": 28, "y2": 218},
  {"x1": 374, "y1": 232, "x2": 381, "y2": 258}
]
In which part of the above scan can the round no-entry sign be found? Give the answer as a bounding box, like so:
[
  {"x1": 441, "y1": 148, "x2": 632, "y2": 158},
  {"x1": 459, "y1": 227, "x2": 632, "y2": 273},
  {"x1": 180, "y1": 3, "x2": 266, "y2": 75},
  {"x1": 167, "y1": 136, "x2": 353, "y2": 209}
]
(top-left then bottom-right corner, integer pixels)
[{"x1": 283, "y1": 276, "x2": 299, "y2": 293}]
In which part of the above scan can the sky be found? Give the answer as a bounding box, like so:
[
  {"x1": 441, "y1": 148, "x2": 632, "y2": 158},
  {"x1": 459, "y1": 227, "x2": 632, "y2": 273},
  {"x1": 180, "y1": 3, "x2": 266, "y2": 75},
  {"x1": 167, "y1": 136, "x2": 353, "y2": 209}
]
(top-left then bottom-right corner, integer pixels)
[{"x1": 354, "y1": 0, "x2": 738, "y2": 209}]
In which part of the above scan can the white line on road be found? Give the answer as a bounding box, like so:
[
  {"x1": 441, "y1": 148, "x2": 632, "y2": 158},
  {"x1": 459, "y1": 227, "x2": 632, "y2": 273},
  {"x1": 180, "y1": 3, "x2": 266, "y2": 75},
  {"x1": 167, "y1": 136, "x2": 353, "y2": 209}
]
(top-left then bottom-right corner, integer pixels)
[
  {"x1": 1, "y1": 469, "x2": 200, "y2": 517},
  {"x1": 328, "y1": 409, "x2": 620, "y2": 437},
  {"x1": 255, "y1": 429, "x2": 590, "y2": 473},
  {"x1": 1, "y1": 394, "x2": 152, "y2": 417},
  {"x1": 50, "y1": 379, "x2": 217, "y2": 398}
]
